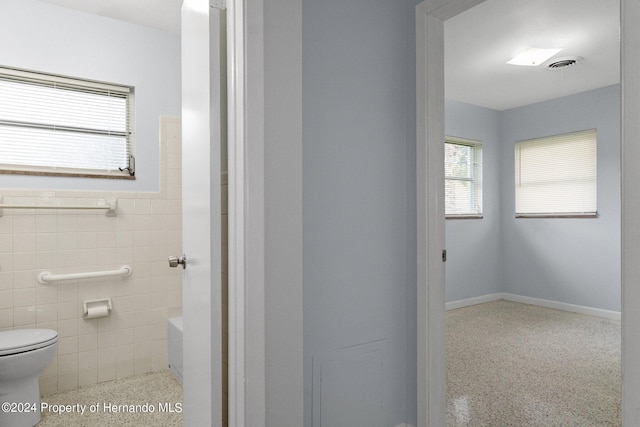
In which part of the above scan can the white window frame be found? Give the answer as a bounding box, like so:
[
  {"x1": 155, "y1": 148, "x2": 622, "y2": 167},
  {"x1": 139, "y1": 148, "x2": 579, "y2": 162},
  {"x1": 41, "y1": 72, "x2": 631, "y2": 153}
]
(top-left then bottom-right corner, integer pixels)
[
  {"x1": 0, "y1": 66, "x2": 135, "y2": 179},
  {"x1": 444, "y1": 137, "x2": 483, "y2": 219},
  {"x1": 514, "y1": 129, "x2": 597, "y2": 218}
]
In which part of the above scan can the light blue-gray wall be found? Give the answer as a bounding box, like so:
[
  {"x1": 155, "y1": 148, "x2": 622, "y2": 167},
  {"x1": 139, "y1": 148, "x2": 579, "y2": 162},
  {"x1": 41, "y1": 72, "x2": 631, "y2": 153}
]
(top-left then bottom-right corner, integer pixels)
[
  {"x1": 500, "y1": 85, "x2": 621, "y2": 311},
  {"x1": 0, "y1": 0, "x2": 181, "y2": 192},
  {"x1": 446, "y1": 85, "x2": 621, "y2": 312},
  {"x1": 303, "y1": 0, "x2": 418, "y2": 424},
  {"x1": 445, "y1": 99, "x2": 502, "y2": 302},
  {"x1": 264, "y1": 0, "x2": 304, "y2": 424}
]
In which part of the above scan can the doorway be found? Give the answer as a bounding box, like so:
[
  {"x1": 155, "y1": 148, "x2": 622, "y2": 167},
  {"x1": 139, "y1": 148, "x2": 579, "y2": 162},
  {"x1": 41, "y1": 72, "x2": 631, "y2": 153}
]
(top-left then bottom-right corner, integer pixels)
[
  {"x1": 416, "y1": 0, "x2": 639, "y2": 425},
  {"x1": 443, "y1": 1, "x2": 621, "y2": 422}
]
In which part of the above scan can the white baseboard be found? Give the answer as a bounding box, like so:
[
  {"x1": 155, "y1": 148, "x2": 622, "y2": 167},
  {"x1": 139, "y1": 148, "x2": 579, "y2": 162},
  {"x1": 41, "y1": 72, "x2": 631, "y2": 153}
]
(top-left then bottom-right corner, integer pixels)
[
  {"x1": 446, "y1": 292, "x2": 620, "y2": 320},
  {"x1": 498, "y1": 293, "x2": 621, "y2": 320},
  {"x1": 394, "y1": 424, "x2": 414, "y2": 427},
  {"x1": 445, "y1": 293, "x2": 502, "y2": 310}
]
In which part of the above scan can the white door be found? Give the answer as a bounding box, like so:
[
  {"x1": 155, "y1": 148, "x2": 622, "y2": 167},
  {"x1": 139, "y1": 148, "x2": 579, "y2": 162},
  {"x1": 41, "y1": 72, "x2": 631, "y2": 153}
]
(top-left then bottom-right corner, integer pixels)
[{"x1": 180, "y1": 1, "x2": 225, "y2": 425}]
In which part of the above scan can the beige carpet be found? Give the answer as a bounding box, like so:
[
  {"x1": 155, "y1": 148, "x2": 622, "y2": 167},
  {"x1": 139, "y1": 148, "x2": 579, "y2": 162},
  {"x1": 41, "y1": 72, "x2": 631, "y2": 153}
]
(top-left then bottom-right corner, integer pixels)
[
  {"x1": 37, "y1": 370, "x2": 182, "y2": 426},
  {"x1": 447, "y1": 300, "x2": 621, "y2": 426}
]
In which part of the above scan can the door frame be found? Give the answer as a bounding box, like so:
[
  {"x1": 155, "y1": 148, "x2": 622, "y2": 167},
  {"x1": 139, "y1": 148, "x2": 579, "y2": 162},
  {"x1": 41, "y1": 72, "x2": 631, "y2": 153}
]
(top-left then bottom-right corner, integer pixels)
[
  {"x1": 416, "y1": 0, "x2": 638, "y2": 425},
  {"x1": 226, "y1": 0, "x2": 267, "y2": 426},
  {"x1": 182, "y1": 0, "x2": 266, "y2": 425}
]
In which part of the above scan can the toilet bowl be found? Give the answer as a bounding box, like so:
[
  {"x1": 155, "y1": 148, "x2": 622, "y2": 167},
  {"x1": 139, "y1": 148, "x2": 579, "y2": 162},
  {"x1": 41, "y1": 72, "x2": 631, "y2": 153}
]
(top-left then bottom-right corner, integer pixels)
[{"x1": 0, "y1": 329, "x2": 58, "y2": 427}]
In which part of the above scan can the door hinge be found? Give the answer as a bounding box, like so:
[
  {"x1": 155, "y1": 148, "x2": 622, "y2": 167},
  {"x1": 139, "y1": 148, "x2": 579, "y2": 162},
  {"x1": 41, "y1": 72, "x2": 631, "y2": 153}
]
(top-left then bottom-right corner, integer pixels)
[
  {"x1": 210, "y1": 0, "x2": 226, "y2": 10},
  {"x1": 442, "y1": 249, "x2": 447, "y2": 262}
]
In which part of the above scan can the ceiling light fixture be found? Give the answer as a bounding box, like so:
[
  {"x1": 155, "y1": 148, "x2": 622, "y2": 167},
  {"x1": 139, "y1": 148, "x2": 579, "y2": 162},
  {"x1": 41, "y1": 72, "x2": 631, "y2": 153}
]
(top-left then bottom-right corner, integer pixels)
[{"x1": 507, "y1": 48, "x2": 563, "y2": 66}]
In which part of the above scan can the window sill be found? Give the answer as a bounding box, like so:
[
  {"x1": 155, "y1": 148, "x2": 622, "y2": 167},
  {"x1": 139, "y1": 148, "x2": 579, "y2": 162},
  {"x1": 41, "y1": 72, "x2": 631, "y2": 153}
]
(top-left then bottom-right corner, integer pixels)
[
  {"x1": 0, "y1": 169, "x2": 135, "y2": 180},
  {"x1": 446, "y1": 215, "x2": 483, "y2": 220},
  {"x1": 515, "y1": 213, "x2": 598, "y2": 219}
]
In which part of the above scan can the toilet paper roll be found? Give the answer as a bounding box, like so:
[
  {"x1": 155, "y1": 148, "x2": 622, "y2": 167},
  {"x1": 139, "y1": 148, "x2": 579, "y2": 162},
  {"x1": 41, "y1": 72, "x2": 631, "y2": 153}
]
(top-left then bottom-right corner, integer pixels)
[{"x1": 85, "y1": 304, "x2": 110, "y2": 319}]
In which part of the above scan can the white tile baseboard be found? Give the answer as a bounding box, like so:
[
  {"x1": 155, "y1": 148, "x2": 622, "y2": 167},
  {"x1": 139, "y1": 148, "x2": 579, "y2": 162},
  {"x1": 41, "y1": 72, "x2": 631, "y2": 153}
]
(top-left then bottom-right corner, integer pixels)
[{"x1": 446, "y1": 292, "x2": 621, "y2": 321}]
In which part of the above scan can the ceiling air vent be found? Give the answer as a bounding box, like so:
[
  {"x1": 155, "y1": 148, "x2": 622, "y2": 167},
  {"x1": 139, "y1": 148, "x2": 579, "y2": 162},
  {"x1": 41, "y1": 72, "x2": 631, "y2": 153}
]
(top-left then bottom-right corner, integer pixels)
[{"x1": 545, "y1": 56, "x2": 582, "y2": 70}]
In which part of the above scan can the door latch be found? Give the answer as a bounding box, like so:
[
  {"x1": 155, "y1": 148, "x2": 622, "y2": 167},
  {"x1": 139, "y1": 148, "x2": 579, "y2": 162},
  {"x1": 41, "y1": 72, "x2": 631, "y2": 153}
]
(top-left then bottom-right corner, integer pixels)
[
  {"x1": 442, "y1": 250, "x2": 447, "y2": 262},
  {"x1": 168, "y1": 254, "x2": 187, "y2": 269}
]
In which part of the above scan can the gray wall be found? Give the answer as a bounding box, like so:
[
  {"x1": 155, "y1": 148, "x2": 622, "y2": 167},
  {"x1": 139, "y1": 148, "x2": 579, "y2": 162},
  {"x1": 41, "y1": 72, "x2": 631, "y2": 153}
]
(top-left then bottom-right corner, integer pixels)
[
  {"x1": 500, "y1": 85, "x2": 621, "y2": 311},
  {"x1": 445, "y1": 99, "x2": 502, "y2": 302},
  {"x1": 446, "y1": 85, "x2": 621, "y2": 312},
  {"x1": 0, "y1": 0, "x2": 181, "y2": 192},
  {"x1": 264, "y1": 0, "x2": 304, "y2": 425},
  {"x1": 302, "y1": 0, "x2": 418, "y2": 425}
]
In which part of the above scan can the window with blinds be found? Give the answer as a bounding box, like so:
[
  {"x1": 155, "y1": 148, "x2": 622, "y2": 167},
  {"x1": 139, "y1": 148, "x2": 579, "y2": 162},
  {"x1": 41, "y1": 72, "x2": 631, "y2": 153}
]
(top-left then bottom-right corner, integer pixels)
[
  {"x1": 0, "y1": 67, "x2": 134, "y2": 178},
  {"x1": 445, "y1": 138, "x2": 483, "y2": 218},
  {"x1": 515, "y1": 129, "x2": 596, "y2": 217}
]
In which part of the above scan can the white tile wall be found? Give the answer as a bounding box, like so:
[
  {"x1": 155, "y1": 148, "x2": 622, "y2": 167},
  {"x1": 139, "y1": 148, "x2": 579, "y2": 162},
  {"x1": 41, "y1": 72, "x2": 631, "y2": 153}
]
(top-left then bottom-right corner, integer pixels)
[{"x1": 0, "y1": 116, "x2": 183, "y2": 395}]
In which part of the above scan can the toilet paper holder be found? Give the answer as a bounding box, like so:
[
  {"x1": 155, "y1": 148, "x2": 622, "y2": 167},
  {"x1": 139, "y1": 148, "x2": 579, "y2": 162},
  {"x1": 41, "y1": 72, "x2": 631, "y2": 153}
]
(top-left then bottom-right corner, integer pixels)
[{"x1": 83, "y1": 298, "x2": 113, "y2": 319}]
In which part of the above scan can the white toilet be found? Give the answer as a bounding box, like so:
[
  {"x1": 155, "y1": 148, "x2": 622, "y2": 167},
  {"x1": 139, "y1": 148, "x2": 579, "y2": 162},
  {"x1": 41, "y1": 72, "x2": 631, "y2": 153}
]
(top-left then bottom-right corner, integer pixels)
[{"x1": 0, "y1": 329, "x2": 58, "y2": 427}]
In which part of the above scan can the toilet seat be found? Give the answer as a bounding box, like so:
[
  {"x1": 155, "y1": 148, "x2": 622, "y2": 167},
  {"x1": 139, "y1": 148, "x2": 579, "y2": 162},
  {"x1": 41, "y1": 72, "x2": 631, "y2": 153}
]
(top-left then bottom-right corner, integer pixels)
[{"x1": 0, "y1": 329, "x2": 58, "y2": 356}]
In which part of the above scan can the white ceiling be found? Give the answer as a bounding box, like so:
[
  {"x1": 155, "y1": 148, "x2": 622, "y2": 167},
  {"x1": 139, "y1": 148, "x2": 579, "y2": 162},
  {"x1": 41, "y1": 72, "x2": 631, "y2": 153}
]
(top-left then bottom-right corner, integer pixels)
[
  {"x1": 36, "y1": 0, "x2": 620, "y2": 111},
  {"x1": 37, "y1": 0, "x2": 182, "y2": 34},
  {"x1": 445, "y1": 0, "x2": 620, "y2": 111}
]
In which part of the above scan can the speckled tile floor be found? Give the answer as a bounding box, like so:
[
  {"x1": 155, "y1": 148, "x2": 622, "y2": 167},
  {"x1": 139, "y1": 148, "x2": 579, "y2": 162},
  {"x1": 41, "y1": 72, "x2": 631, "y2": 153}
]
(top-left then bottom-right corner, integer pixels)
[
  {"x1": 447, "y1": 300, "x2": 621, "y2": 426},
  {"x1": 37, "y1": 370, "x2": 182, "y2": 426}
]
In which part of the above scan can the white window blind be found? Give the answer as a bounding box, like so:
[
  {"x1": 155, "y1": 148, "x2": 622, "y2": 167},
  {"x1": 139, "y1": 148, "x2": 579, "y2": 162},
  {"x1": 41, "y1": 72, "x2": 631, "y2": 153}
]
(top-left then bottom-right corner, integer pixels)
[
  {"x1": 0, "y1": 67, "x2": 133, "y2": 177},
  {"x1": 445, "y1": 138, "x2": 483, "y2": 217},
  {"x1": 515, "y1": 129, "x2": 597, "y2": 216}
]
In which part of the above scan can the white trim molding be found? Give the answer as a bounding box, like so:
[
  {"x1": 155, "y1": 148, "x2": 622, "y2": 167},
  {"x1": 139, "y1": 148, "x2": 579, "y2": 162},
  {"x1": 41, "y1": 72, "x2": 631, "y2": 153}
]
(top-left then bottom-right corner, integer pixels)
[
  {"x1": 416, "y1": 1, "x2": 484, "y2": 425},
  {"x1": 415, "y1": 3, "x2": 446, "y2": 426},
  {"x1": 446, "y1": 293, "x2": 621, "y2": 321},
  {"x1": 500, "y1": 293, "x2": 621, "y2": 321},
  {"x1": 445, "y1": 293, "x2": 501, "y2": 311},
  {"x1": 622, "y1": 0, "x2": 640, "y2": 424},
  {"x1": 227, "y1": 0, "x2": 266, "y2": 425}
]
